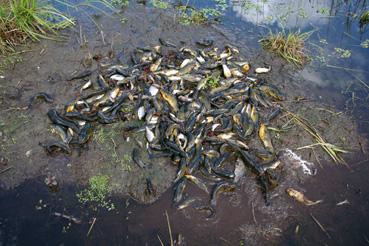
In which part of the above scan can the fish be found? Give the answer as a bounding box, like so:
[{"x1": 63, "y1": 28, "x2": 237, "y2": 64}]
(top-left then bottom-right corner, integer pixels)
[
  {"x1": 159, "y1": 38, "x2": 176, "y2": 48},
  {"x1": 47, "y1": 109, "x2": 80, "y2": 134},
  {"x1": 28, "y1": 92, "x2": 54, "y2": 108},
  {"x1": 145, "y1": 126, "x2": 155, "y2": 143},
  {"x1": 110, "y1": 74, "x2": 125, "y2": 81},
  {"x1": 149, "y1": 85, "x2": 159, "y2": 96},
  {"x1": 132, "y1": 148, "x2": 150, "y2": 168},
  {"x1": 173, "y1": 178, "x2": 186, "y2": 204},
  {"x1": 234, "y1": 158, "x2": 246, "y2": 183},
  {"x1": 160, "y1": 90, "x2": 179, "y2": 112},
  {"x1": 255, "y1": 66, "x2": 271, "y2": 74},
  {"x1": 222, "y1": 64, "x2": 232, "y2": 78},
  {"x1": 67, "y1": 69, "x2": 92, "y2": 81},
  {"x1": 185, "y1": 174, "x2": 209, "y2": 194},
  {"x1": 210, "y1": 182, "x2": 236, "y2": 208},
  {"x1": 176, "y1": 198, "x2": 196, "y2": 210},
  {"x1": 150, "y1": 58, "x2": 162, "y2": 72},
  {"x1": 259, "y1": 123, "x2": 274, "y2": 153},
  {"x1": 286, "y1": 188, "x2": 323, "y2": 206},
  {"x1": 137, "y1": 106, "x2": 145, "y2": 120}
]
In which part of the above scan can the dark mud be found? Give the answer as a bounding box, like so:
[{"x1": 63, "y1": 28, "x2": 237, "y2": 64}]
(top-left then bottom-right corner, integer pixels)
[{"x1": 0, "y1": 1, "x2": 369, "y2": 245}]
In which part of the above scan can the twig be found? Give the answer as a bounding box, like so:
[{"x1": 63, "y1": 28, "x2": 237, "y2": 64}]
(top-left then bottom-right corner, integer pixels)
[
  {"x1": 87, "y1": 217, "x2": 97, "y2": 237},
  {"x1": 53, "y1": 212, "x2": 82, "y2": 224},
  {"x1": 165, "y1": 210, "x2": 174, "y2": 246},
  {"x1": 157, "y1": 235, "x2": 165, "y2": 246},
  {"x1": 251, "y1": 202, "x2": 257, "y2": 224},
  {"x1": 0, "y1": 166, "x2": 12, "y2": 175},
  {"x1": 310, "y1": 213, "x2": 331, "y2": 239}
]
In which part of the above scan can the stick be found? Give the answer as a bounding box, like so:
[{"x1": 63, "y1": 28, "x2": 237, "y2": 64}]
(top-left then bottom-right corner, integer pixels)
[
  {"x1": 251, "y1": 202, "x2": 257, "y2": 224},
  {"x1": 157, "y1": 235, "x2": 165, "y2": 246},
  {"x1": 165, "y1": 211, "x2": 174, "y2": 246},
  {"x1": 87, "y1": 217, "x2": 97, "y2": 237},
  {"x1": 310, "y1": 213, "x2": 331, "y2": 239},
  {"x1": 0, "y1": 166, "x2": 12, "y2": 175}
]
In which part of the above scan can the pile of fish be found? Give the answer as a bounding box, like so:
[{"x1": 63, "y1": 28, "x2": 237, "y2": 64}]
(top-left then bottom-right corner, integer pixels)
[{"x1": 43, "y1": 39, "x2": 285, "y2": 215}]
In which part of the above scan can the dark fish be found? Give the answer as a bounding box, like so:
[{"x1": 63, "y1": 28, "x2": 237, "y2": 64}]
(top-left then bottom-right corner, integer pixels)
[
  {"x1": 47, "y1": 109, "x2": 80, "y2": 134},
  {"x1": 78, "y1": 122, "x2": 92, "y2": 144},
  {"x1": 196, "y1": 39, "x2": 214, "y2": 47},
  {"x1": 159, "y1": 38, "x2": 176, "y2": 48},
  {"x1": 210, "y1": 181, "x2": 236, "y2": 208},
  {"x1": 145, "y1": 178, "x2": 156, "y2": 196},
  {"x1": 28, "y1": 92, "x2": 54, "y2": 108},
  {"x1": 40, "y1": 141, "x2": 71, "y2": 154},
  {"x1": 132, "y1": 148, "x2": 150, "y2": 168},
  {"x1": 173, "y1": 177, "x2": 186, "y2": 204},
  {"x1": 67, "y1": 70, "x2": 92, "y2": 81}
]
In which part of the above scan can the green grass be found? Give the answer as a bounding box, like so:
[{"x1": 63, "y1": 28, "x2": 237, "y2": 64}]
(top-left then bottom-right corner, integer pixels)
[
  {"x1": 0, "y1": 0, "x2": 74, "y2": 52},
  {"x1": 259, "y1": 30, "x2": 311, "y2": 67},
  {"x1": 77, "y1": 175, "x2": 115, "y2": 211},
  {"x1": 204, "y1": 74, "x2": 220, "y2": 89}
]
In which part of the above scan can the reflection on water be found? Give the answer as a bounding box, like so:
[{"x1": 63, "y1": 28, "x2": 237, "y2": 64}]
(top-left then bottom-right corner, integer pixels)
[
  {"x1": 230, "y1": 0, "x2": 332, "y2": 28},
  {"x1": 226, "y1": 0, "x2": 369, "y2": 97}
]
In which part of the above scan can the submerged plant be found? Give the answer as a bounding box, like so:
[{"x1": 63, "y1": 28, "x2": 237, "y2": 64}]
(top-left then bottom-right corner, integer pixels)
[
  {"x1": 259, "y1": 30, "x2": 311, "y2": 67},
  {"x1": 77, "y1": 175, "x2": 115, "y2": 211}
]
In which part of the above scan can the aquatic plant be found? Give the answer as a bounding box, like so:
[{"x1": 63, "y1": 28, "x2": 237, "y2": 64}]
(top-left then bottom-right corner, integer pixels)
[
  {"x1": 359, "y1": 10, "x2": 369, "y2": 26},
  {"x1": 259, "y1": 30, "x2": 311, "y2": 67},
  {"x1": 361, "y1": 39, "x2": 369, "y2": 48},
  {"x1": 77, "y1": 175, "x2": 115, "y2": 211},
  {"x1": 334, "y1": 48, "x2": 351, "y2": 58},
  {"x1": 0, "y1": 0, "x2": 74, "y2": 54},
  {"x1": 112, "y1": 0, "x2": 129, "y2": 7},
  {"x1": 178, "y1": 7, "x2": 221, "y2": 25},
  {"x1": 151, "y1": 0, "x2": 168, "y2": 9}
]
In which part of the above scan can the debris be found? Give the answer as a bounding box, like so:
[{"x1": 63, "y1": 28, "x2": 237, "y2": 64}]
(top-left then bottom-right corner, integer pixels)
[
  {"x1": 87, "y1": 217, "x2": 97, "y2": 237},
  {"x1": 53, "y1": 212, "x2": 82, "y2": 224},
  {"x1": 336, "y1": 199, "x2": 350, "y2": 206},
  {"x1": 310, "y1": 213, "x2": 331, "y2": 239},
  {"x1": 286, "y1": 188, "x2": 323, "y2": 206}
]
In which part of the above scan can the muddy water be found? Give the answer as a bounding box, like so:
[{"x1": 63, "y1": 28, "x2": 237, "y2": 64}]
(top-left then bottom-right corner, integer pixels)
[{"x1": 1, "y1": 0, "x2": 369, "y2": 245}]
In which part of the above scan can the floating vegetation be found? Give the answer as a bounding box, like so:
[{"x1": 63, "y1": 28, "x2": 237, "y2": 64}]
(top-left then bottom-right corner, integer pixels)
[
  {"x1": 334, "y1": 48, "x2": 351, "y2": 58},
  {"x1": 151, "y1": 0, "x2": 168, "y2": 10},
  {"x1": 361, "y1": 39, "x2": 369, "y2": 48},
  {"x1": 359, "y1": 10, "x2": 369, "y2": 26},
  {"x1": 112, "y1": 0, "x2": 129, "y2": 7},
  {"x1": 77, "y1": 175, "x2": 115, "y2": 211},
  {"x1": 178, "y1": 7, "x2": 222, "y2": 25},
  {"x1": 319, "y1": 7, "x2": 329, "y2": 15},
  {"x1": 260, "y1": 30, "x2": 311, "y2": 66}
]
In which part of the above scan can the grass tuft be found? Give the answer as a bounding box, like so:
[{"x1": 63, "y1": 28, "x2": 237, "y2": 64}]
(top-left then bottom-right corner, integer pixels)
[
  {"x1": 0, "y1": 0, "x2": 74, "y2": 54},
  {"x1": 259, "y1": 30, "x2": 311, "y2": 67}
]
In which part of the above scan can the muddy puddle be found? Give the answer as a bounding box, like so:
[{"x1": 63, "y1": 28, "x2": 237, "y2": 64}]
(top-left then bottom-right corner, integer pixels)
[{"x1": 1, "y1": 0, "x2": 369, "y2": 245}]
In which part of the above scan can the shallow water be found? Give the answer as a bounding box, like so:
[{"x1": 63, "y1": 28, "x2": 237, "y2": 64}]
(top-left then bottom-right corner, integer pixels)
[{"x1": 0, "y1": 0, "x2": 369, "y2": 245}]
